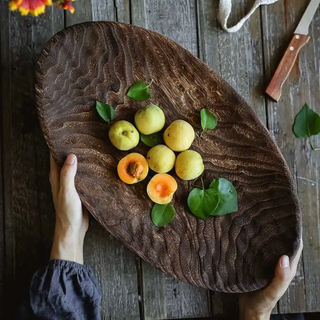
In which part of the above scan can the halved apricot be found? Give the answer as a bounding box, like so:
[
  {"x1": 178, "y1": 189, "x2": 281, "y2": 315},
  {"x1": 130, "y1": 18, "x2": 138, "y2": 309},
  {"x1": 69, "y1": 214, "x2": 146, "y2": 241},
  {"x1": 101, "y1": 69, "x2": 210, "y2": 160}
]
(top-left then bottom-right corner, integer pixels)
[
  {"x1": 118, "y1": 153, "x2": 149, "y2": 184},
  {"x1": 147, "y1": 173, "x2": 178, "y2": 204}
]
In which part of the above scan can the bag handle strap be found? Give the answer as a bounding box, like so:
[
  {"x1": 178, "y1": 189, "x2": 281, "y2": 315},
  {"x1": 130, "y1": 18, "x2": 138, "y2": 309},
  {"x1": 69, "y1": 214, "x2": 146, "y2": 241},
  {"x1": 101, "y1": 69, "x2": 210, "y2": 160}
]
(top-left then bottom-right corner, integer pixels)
[{"x1": 219, "y1": 0, "x2": 279, "y2": 33}]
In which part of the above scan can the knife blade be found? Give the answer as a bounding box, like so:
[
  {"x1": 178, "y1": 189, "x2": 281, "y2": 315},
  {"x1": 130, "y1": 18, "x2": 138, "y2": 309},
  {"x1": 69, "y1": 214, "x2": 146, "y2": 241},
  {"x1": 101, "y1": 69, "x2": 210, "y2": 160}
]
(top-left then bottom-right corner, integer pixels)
[
  {"x1": 295, "y1": 0, "x2": 320, "y2": 35},
  {"x1": 266, "y1": 0, "x2": 320, "y2": 102}
]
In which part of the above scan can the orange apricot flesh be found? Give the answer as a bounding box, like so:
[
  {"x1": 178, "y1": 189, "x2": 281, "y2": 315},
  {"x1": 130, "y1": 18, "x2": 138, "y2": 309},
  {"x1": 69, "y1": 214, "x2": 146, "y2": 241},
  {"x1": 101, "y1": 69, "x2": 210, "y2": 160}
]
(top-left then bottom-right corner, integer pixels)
[
  {"x1": 147, "y1": 173, "x2": 178, "y2": 204},
  {"x1": 118, "y1": 153, "x2": 149, "y2": 184}
]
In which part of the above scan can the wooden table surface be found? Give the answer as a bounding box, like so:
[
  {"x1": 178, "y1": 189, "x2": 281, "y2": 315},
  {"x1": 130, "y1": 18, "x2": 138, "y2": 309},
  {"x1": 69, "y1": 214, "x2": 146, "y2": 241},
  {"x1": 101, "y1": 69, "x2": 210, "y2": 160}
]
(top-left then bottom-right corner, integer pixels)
[{"x1": 0, "y1": 0, "x2": 319, "y2": 319}]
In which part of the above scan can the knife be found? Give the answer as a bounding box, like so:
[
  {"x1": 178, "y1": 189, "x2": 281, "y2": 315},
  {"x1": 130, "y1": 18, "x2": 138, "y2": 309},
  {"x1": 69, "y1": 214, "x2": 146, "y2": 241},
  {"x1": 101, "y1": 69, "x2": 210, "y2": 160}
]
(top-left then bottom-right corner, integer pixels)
[{"x1": 266, "y1": 0, "x2": 320, "y2": 102}]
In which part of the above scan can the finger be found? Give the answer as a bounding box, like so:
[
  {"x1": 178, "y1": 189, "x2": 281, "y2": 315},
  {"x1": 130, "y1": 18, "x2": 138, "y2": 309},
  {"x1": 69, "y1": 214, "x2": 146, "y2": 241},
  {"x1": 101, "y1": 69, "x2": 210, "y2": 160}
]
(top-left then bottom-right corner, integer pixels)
[
  {"x1": 60, "y1": 154, "x2": 77, "y2": 191},
  {"x1": 258, "y1": 240, "x2": 303, "y2": 307},
  {"x1": 263, "y1": 255, "x2": 292, "y2": 301},
  {"x1": 267, "y1": 240, "x2": 303, "y2": 294},
  {"x1": 50, "y1": 153, "x2": 60, "y2": 197},
  {"x1": 275, "y1": 255, "x2": 292, "y2": 283}
]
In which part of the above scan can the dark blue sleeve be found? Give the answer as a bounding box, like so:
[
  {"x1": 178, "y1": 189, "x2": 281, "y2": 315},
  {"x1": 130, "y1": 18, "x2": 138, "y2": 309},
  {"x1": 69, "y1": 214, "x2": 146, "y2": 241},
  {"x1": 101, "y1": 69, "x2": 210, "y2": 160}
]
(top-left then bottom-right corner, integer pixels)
[{"x1": 25, "y1": 260, "x2": 101, "y2": 320}]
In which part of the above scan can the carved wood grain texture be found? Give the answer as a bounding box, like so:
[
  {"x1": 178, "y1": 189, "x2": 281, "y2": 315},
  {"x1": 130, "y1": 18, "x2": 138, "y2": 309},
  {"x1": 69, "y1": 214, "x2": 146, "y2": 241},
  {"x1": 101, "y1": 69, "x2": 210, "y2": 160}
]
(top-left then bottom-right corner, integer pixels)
[
  {"x1": 36, "y1": 21, "x2": 301, "y2": 297},
  {"x1": 262, "y1": 0, "x2": 320, "y2": 313},
  {"x1": 65, "y1": 3, "x2": 141, "y2": 319}
]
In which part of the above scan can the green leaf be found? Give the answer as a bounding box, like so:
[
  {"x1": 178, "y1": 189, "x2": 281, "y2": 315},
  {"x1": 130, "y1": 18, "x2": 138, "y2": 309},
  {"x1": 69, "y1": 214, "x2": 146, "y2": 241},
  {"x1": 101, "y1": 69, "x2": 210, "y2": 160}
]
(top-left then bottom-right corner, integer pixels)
[
  {"x1": 200, "y1": 108, "x2": 217, "y2": 130},
  {"x1": 140, "y1": 132, "x2": 162, "y2": 147},
  {"x1": 209, "y1": 178, "x2": 238, "y2": 216},
  {"x1": 96, "y1": 101, "x2": 115, "y2": 123},
  {"x1": 187, "y1": 178, "x2": 238, "y2": 220},
  {"x1": 293, "y1": 103, "x2": 320, "y2": 138},
  {"x1": 127, "y1": 81, "x2": 152, "y2": 101},
  {"x1": 187, "y1": 188, "x2": 220, "y2": 220},
  {"x1": 151, "y1": 203, "x2": 175, "y2": 227}
]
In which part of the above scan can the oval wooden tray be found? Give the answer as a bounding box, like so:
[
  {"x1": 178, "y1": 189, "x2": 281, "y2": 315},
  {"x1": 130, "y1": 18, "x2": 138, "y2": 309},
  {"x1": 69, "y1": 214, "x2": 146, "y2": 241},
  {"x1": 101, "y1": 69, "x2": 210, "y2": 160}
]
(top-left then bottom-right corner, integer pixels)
[{"x1": 35, "y1": 22, "x2": 301, "y2": 293}]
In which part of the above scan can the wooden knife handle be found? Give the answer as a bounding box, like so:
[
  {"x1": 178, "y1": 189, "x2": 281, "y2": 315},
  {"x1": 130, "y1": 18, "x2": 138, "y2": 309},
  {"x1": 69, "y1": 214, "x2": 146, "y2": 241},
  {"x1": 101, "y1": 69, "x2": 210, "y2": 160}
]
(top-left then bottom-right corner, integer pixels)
[{"x1": 266, "y1": 34, "x2": 310, "y2": 102}]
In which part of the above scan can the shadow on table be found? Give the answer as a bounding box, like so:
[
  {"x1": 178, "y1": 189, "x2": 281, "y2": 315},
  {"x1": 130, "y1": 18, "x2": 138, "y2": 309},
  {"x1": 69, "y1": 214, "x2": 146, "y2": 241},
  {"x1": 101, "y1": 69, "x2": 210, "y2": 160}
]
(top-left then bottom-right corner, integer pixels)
[{"x1": 171, "y1": 313, "x2": 320, "y2": 320}]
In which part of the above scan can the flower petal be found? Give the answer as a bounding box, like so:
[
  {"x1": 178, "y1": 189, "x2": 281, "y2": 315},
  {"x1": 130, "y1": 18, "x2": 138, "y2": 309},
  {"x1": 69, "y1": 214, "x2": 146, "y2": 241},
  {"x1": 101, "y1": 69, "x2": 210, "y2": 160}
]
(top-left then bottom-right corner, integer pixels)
[{"x1": 9, "y1": 0, "x2": 51, "y2": 16}]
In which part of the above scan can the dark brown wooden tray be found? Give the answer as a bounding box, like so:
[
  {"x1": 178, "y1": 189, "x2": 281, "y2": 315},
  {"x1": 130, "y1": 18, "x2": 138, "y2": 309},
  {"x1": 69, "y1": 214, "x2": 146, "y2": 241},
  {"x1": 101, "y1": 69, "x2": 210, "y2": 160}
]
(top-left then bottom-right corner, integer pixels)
[{"x1": 35, "y1": 21, "x2": 301, "y2": 293}]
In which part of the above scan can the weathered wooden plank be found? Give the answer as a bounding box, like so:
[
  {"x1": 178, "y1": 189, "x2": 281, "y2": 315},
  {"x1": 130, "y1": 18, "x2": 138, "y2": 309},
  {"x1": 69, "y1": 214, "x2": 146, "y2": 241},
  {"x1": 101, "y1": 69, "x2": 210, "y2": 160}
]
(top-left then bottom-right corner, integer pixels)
[
  {"x1": 210, "y1": 292, "x2": 240, "y2": 318},
  {"x1": 0, "y1": 125, "x2": 4, "y2": 320},
  {"x1": 3, "y1": 10, "x2": 37, "y2": 315},
  {"x1": 131, "y1": 0, "x2": 145, "y2": 28},
  {"x1": 141, "y1": 263, "x2": 212, "y2": 320},
  {"x1": 65, "y1": 1, "x2": 92, "y2": 25},
  {"x1": 0, "y1": 4, "x2": 10, "y2": 319},
  {"x1": 0, "y1": 6, "x2": 15, "y2": 318},
  {"x1": 131, "y1": 1, "x2": 211, "y2": 318},
  {"x1": 32, "y1": 6, "x2": 65, "y2": 263},
  {"x1": 261, "y1": 0, "x2": 311, "y2": 313},
  {"x1": 84, "y1": 219, "x2": 140, "y2": 319},
  {"x1": 91, "y1": 0, "x2": 117, "y2": 21},
  {"x1": 115, "y1": 0, "x2": 131, "y2": 24},
  {"x1": 197, "y1": 0, "x2": 266, "y2": 121},
  {"x1": 91, "y1": 0, "x2": 130, "y2": 23},
  {"x1": 0, "y1": 5, "x2": 64, "y2": 318},
  {"x1": 0, "y1": 76, "x2": 4, "y2": 319},
  {"x1": 197, "y1": 0, "x2": 272, "y2": 316},
  {"x1": 132, "y1": 0, "x2": 198, "y2": 56},
  {"x1": 0, "y1": 5, "x2": 12, "y2": 319},
  {"x1": 66, "y1": 5, "x2": 141, "y2": 319},
  {"x1": 295, "y1": 4, "x2": 320, "y2": 312}
]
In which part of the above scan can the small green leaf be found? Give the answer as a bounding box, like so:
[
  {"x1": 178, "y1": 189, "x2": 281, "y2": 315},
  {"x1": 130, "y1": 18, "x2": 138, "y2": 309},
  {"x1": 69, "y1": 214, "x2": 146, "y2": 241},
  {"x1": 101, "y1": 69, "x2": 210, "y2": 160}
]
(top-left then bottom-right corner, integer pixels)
[
  {"x1": 200, "y1": 108, "x2": 217, "y2": 130},
  {"x1": 151, "y1": 203, "x2": 175, "y2": 227},
  {"x1": 187, "y1": 188, "x2": 220, "y2": 220},
  {"x1": 209, "y1": 178, "x2": 238, "y2": 216},
  {"x1": 96, "y1": 101, "x2": 115, "y2": 123},
  {"x1": 293, "y1": 103, "x2": 320, "y2": 138},
  {"x1": 140, "y1": 132, "x2": 162, "y2": 147},
  {"x1": 127, "y1": 80, "x2": 152, "y2": 101}
]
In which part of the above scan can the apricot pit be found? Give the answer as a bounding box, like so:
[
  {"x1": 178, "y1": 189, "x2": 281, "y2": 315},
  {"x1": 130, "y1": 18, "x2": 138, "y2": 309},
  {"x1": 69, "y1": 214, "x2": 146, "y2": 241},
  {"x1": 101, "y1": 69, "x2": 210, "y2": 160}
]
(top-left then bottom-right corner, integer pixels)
[{"x1": 118, "y1": 153, "x2": 149, "y2": 184}]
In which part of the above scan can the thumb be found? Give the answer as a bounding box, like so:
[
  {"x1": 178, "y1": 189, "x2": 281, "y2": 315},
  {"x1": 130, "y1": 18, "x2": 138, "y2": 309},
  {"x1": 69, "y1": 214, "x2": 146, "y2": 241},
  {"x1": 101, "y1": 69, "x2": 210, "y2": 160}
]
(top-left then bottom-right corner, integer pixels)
[
  {"x1": 274, "y1": 255, "x2": 292, "y2": 285},
  {"x1": 60, "y1": 154, "x2": 77, "y2": 191},
  {"x1": 263, "y1": 255, "x2": 292, "y2": 301}
]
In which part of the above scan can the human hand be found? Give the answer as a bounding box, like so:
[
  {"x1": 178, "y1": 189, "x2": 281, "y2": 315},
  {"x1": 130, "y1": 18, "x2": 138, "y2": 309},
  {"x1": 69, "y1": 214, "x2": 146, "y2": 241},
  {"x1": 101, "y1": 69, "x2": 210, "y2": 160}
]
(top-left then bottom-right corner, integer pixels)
[
  {"x1": 239, "y1": 240, "x2": 303, "y2": 320},
  {"x1": 49, "y1": 153, "x2": 89, "y2": 264}
]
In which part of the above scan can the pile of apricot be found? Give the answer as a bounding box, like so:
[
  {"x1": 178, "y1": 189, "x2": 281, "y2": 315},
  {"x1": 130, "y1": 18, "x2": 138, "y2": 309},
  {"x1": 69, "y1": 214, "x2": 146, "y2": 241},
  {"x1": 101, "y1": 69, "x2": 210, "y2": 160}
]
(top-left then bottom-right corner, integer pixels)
[{"x1": 111, "y1": 104, "x2": 204, "y2": 204}]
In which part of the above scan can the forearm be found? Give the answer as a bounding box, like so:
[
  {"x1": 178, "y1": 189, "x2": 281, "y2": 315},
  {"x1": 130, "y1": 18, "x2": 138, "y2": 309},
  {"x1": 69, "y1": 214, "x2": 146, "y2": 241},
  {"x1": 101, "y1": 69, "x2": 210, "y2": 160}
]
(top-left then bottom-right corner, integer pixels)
[
  {"x1": 240, "y1": 308, "x2": 271, "y2": 320},
  {"x1": 50, "y1": 225, "x2": 84, "y2": 264}
]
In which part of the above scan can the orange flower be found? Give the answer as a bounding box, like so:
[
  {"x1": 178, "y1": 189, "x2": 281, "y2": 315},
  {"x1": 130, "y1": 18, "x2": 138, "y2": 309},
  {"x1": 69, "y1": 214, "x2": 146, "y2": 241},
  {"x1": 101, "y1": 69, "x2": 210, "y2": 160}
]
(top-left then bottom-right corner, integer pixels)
[
  {"x1": 54, "y1": 0, "x2": 75, "y2": 13},
  {"x1": 9, "y1": 0, "x2": 52, "y2": 16}
]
